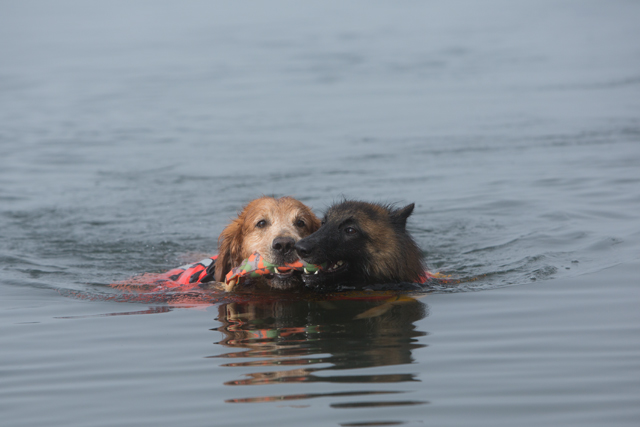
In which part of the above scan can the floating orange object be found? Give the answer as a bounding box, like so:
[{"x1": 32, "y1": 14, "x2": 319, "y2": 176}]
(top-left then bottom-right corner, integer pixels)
[{"x1": 107, "y1": 253, "x2": 448, "y2": 307}]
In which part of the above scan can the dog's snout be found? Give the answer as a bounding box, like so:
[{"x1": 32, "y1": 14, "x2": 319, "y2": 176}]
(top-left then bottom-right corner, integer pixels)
[
  {"x1": 294, "y1": 240, "x2": 312, "y2": 258},
  {"x1": 272, "y1": 236, "x2": 295, "y2": 255}
]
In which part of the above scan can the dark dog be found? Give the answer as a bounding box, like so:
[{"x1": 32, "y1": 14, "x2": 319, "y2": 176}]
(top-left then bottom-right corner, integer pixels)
[{"x1": 294, "y1": 200, "x2": 425, "y2": 290}]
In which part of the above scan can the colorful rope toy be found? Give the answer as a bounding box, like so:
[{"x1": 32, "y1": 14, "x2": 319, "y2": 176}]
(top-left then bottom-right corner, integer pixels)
[{"x1": 224, "y1": 252, "x2": 326, "y2": 291}]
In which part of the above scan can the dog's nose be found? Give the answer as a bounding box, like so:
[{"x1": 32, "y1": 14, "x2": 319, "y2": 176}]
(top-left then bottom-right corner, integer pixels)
[
  {"x1": 272, "y1": 236, "x2": 295, "y2": 255},
  {"x1": 294, "y1": 240, "x2": 312, "y2": 258}
]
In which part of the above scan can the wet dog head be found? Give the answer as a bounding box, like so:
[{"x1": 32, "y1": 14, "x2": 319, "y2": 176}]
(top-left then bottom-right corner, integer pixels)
[
  {"x1": 214, "y1": 196, "x2": 321, "y2": 290},
  {"x1": 294, "y1": 201, "x2": 425, "y2": 290}
]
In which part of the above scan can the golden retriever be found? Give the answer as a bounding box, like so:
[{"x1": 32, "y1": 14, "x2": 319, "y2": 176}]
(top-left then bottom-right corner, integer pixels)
[{"x1": 214, "y1": 196, "x2": 321, "y2": 291}]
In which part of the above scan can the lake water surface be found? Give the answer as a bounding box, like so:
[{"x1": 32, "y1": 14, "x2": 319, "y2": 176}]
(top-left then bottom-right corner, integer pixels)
[{"x1": 1, "y1": 1, "x2": 639, "y2": 426}]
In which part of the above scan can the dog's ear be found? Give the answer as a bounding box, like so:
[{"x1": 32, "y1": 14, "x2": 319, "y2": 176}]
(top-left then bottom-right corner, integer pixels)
[
  {"x1": 214, "y1": 219, "x2": 244, "y2": 282},
  {"x1": 307, "y1": 212, "x2": 322, "y2": 233},
  {"x1": 391, "y1": 203, "x2": 415, "y2": 229}
]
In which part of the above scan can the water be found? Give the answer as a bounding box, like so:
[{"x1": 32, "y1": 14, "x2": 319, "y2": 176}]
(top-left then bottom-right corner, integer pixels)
[{"x1": 1, "y1": 1, "x2": 639, "y2": 426}]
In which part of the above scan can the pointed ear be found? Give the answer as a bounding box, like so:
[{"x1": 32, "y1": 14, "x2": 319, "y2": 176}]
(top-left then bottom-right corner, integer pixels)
[
  {"x1": 391, "y1": 203, "x2": 415, "y2": 229},
  {"x1": 214, "y1": 219, "x2": 244, "y2": 282}
]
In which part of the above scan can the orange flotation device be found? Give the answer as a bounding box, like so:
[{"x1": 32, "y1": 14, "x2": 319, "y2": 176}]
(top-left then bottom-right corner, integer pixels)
[
  {"x1": 103, "y1": 252, "x2": 450, "y2": 307},
  {"x1": 112, "y1": 252, "x2": 440, "y2": 291}
]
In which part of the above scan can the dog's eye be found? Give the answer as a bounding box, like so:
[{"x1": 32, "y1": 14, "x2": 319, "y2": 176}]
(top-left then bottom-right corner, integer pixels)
[
  {"x1": 344, "y1": 227, "x2": 357, "y2": 235},
  {"x1": 295, "y1": 219, "x2": 306, "y2": 228},
  {"x1": 256, "y1": 219, "x2": 267, "y2": 228}
]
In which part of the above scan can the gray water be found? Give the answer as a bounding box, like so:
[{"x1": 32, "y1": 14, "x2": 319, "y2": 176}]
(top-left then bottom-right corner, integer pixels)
[{"x1": 1, "y1": 1, "x2": 639, "y2": 426}]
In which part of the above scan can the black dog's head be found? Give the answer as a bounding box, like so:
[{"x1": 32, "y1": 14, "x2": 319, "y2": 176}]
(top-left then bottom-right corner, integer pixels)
[{"x1": 294, "y1": 200, "x2": 425, "y2": 290}]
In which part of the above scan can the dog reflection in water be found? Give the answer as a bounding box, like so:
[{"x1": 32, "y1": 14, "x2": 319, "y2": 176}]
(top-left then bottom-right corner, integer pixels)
[{"x1": 212, "y1": 296, "x2": 427, "y2": 403}]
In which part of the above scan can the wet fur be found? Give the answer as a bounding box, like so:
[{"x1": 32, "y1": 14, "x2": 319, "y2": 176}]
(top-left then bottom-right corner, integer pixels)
[
  {"x1": 294, "y1": 200, "x2": 425, "y2": 289},
  {"x1": 214, "y1": 196, "x2": 321, "y2": 290}
]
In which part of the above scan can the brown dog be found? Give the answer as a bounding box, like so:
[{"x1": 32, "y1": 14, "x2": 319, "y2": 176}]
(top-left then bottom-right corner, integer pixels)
[{"x1": 214, "y1": 196, "x2": 321, "y2": 291}]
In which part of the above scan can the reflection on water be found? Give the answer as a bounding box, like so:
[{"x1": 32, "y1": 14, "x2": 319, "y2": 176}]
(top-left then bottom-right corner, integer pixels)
[{"x1": 211, "y1": 296, "x2": 429, "y2": 408}]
